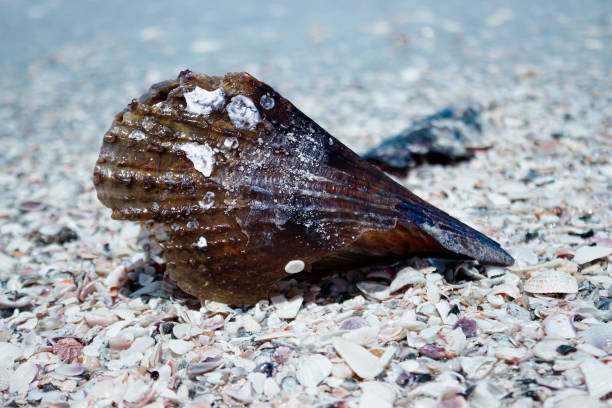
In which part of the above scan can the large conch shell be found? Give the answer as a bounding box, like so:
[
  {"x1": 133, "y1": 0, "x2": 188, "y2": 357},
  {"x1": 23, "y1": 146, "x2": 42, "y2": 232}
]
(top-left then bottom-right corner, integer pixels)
[{"x1": 93, "y1": 71, "x2": 513, "y2": 304}]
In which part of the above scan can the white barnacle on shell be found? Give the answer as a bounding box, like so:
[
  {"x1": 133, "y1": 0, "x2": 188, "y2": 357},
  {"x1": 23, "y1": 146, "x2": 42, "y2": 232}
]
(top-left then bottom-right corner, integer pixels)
[
  {"x1": 260, "y1": 93, "x2": 275, "y2": 110},
  {"x1": 285, "y1": 260, "x2": 305, "y2": 274},
  {"x1": 226, "y1": 95, "x2": 261, "y2": 130},
  {"x1": 179, "y1": 142, "x2": 215, "y2": 177},
  {"x1": 128, "y1": 129, "x2": 146, "y2": 141},
  {"x1": 184, "y1": 86, "x2": 226, "y2": 116},
  {"x1": 199, "y1": 191, "x2": 215, "y2": 210},
  {"x1": 196, "y1": 236, "x2": 208, "y2": 248}
]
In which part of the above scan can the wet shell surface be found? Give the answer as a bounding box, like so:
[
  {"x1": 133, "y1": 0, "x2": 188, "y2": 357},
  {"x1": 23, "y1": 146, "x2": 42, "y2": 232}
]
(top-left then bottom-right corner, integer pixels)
[
  {"x1": 93, "y1": 70, "x2": 513, "y2": 303},
  {"x1": 523, "y1": 270, "x2": 578, "y2": 294}
]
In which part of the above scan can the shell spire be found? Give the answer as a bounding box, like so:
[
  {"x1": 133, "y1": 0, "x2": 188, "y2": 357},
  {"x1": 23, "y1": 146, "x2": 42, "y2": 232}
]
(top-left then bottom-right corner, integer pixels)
[{"x1": 93, "y1": 70, "x2": 513, "y2": 304}]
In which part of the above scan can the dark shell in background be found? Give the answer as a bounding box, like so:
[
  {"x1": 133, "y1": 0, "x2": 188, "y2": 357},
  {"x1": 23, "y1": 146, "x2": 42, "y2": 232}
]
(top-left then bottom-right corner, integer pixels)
[
  {"x1": 363, "y1": 104, "x2": 486, "y2": 176},
  {"x1": 93, "y1": 71, "x2": 512, "y2": 304}
]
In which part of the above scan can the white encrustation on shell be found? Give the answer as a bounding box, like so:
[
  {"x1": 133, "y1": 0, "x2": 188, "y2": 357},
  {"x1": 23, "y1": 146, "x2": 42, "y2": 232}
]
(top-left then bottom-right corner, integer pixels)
[
  {"x1": 199, "y1": 191, "x2": 215, "y2": 210},
  {"x1": 296, "y1": 354, "x2": 332, "y2": 387},
  {"x1": 226, "y1": 95, "x2": 261, "y2": 130},
  {"x1": 196, "y1": 236, "x2": 207, "y2": 248},
  {"x1": 523, "y1": 270, "x2": 578, "y2": 294},
  {"x1": 128, "y1": 129, "x2": 146, "y2": 141},
  {"x1": 223, "y1": 137, "x2": 239, "y2": 150},
  {"x1": 284, "y1": 259, "x2": 305, "y2": 274},
  {"x1": 183, "y1": 86, "x2": 226, "y2": 116},
  {"x1": 179, "y1": 142, "x2": 215, "y2": 177}
]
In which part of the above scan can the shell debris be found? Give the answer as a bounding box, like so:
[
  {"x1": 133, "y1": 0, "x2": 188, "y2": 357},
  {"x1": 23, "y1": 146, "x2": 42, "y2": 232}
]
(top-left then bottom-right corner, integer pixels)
[{"x1": 2, "y1": 8, "x2": 611, "y2": 406}]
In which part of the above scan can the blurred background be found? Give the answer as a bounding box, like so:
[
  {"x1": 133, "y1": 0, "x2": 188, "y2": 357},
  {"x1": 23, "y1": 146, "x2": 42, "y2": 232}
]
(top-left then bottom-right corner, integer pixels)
[{"x1": 0, "y1": 0, "x2": 609, "y2": 153}]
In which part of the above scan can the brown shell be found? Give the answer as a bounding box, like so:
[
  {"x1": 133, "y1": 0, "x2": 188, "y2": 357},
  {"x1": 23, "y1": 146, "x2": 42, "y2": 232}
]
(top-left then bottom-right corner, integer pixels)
[{"x1": 93, "y1": 71, "x2": 513, "y2": 304}]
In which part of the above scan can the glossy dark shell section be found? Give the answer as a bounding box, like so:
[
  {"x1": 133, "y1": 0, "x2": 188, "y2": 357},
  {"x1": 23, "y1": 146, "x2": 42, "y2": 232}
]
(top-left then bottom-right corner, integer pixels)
[{"x1": 93, "y1": 71, "x2": 512, "y2": 304}]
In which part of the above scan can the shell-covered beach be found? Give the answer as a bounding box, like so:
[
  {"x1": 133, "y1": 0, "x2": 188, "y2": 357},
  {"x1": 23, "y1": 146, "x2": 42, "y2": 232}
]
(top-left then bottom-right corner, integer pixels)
[{"x1": 0, "y1": 1, "x2": 610, "y2": 406}]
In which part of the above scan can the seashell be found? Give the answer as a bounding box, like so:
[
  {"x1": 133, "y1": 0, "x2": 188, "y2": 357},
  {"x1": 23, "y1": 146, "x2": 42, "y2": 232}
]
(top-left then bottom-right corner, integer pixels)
[
  {"x1": 93, "y1": 71, "x2": 513, "y2": 304},
  {"x1": 296, "y1": 354, "x2": 332, "y2": 388},
  {"x1": 581, "y1": 323, "x2": 612, "y2": 353},
  {"x1": 51, "y1": 337, "x2": 84, "y2": 362},
  {"x1": 0, "y1": 341, "x2": 22, "y2": 366},
  {"x1": 453, "y1": 318, "x2": 477, "y2": 337},
  {"x1": 532, "y1": 339, "x2": 567, "y2": 361},
  {"x1": 186, "y1": 357, "x2": 224, "y2": 378},
  {"x1": 270, "y1": 294, "x2": 303, "y2": 319},
  {"x1": 573, "y1": 245, "x2": 612, "y2": 265},
  {"x1": 581, "y1": 359, "x2": 612, "y2": 399},
  {"x1": 54, "y1": 363, "x2": 84, "y2": 377},
  {"x1": 333, "y1": 337, "x2": 388, "y2": 380},
  {"x1": 389, "y1": 266, "x2": 426, "y2": 292},
  {"x1": 523, "y1": 270, "x2": 578, "y2": 294},
  {"x1": 9, "y1": 361, "x2": 38, "y2": 395},
  {"x1": 339, "y1": 317, "x2": 370, "y2": 331},
  {"x1": 542, "y1": 312, "x2": 576, "y2": 339},
  {"x1": 168, "y1": 339, "x2": 193, "y2": 355},
  {"x1": 359, "y1": 381, "x2": 397, "y2": 408},
  {"x1": 378, "y1": 326, "x2": 404, "y2": 342},
  {"x1": 363, "y1": 104, "x2": 484, "y2": 176}
]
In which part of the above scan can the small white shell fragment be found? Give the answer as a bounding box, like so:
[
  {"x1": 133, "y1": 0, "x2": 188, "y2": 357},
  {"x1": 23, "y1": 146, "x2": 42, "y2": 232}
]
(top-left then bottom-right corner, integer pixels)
[
  {"x1": 84, "y1": 309, "x2": 119, "y2": 327},
  {"x1": 0, "y1": 342, "x2": 22, "y2": 367},
  {"x1": 179, "y1": 142, "x2": 215, "y2": 177},
  {"x1": 55, "y1": 363, "x2": 84, "y2": 377},
  {"x1": 343, "y1": 326, "x2": 379, "y2": 346},
  {"x1": 284, "y1": 259, "x2": 305, "y2": 274},
  {"x1": 271, "y1": 295, "x2": 303, "y2": 319},
  {"x1": 226, "y1": 95, "x2": 261, "y2": 130},
  {"x1": 446, "y1": 327, "x2": 467, "y2": 354},
  {"x1": 184, "y1": 86, "x2": 226, "y2": 116},
  {"x1": 581, "y1": 359, "x2": 612, "y2": 398},
  {"x1": 469, "y1": 382, "x2": 502, "y2": 408},
  {"x1": 524, "y1": 270, "x2": 578, "y2": 294},
  {"x1": 9, "y1": 361, "x2": 38, "y2": 394},
  {"x1": 0, "y1": 369, "x2": 9, "y2": 392},
  {"x1": 389, "y1": 267, "x2": 425, "y2": 292},
  {"x1": 296, "y1": 354, "x2": 332, "y2": 387},
  {"x1": 543, "y1": 312, "x2": 576, "y2": 339},
  {"x1": 532, "y1": 339, "x2": 567, "y2": 361},
  {"x1": 573, "y1": 245, "x2": 612, "y2": 265},
  {"x1": 331, "y1": 363, "x2": 353, "y2": 379},
  {"x1": 378, "y1": 326, "x2": 403, "y2": 343},
  {"x1": 581, "y1": 323, "x2": 612, "y2": 353},
  {"x1": 492, "y1": 346, "x2": 528, "y2": 362},
  {"x1": 263, "y1": 377, "x2": 280, "y2": 397},
  {"x1": 104, "y1": 265, "x2": 128, "y2": 289},
  {"x1": 489, "y1": 283, "x2": 521, "y2": 299},
  {"x1": 460, "y1": 356, "x2": 497, "y2": 378},
  {"x1": 356, "y1": 281, "x2": 390, "y2": 301},
  {"x1": 332, "y1": 338, "x2": 383, "y2": 379},
  {"x1": 168, "y1": 339, "x2": 194, "y2": 355},
  {"x1": 359, "y1": 381, "x2": 396, "y2": 408}
]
